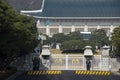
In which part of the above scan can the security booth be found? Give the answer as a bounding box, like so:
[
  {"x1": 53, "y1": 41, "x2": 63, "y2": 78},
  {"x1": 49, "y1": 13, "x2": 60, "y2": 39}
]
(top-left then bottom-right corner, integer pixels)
[
  {"x1": 101, "y1": 45, "x2": 110, "y2": 71},
  {"x1": 84, "y1": 46, "x2": 93, "y2": 70},
  {"x1": 102, "y1": 45, "x2": 110, "y2": 56},
  {"x1": 40, "y1": 45, "x2": 51, "y2": 69}
]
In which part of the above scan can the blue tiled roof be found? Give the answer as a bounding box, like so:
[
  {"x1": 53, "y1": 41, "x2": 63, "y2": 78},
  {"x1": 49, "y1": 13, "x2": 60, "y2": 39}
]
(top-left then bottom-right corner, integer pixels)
[{"x1": 25, "y1": 0, "x2": 120, "y2": 17}]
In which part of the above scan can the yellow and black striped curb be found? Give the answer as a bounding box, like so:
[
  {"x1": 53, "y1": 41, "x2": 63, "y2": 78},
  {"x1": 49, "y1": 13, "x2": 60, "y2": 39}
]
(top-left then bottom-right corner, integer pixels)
[
  {"x1": 27, "y1": 70, "x2": 62, "y2": 75},
  {"x1": 75, "y1": 70, "x2": 111, "y2": 76}
]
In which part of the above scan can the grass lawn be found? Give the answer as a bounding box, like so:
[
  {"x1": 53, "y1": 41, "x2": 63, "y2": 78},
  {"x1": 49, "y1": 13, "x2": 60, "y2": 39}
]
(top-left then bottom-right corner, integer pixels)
[
  {"x1": 50, "y1": 49, "x2": 84, "y2": 54},
  {"x1": 50, "y1": 49, "x2": 62, "y2": 54}
]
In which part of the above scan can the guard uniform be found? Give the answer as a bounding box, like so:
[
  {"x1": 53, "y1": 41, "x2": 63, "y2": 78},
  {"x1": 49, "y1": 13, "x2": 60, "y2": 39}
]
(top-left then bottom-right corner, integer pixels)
[{"x1": 86, "y1": 60, "x2": 91, "y2": 70}]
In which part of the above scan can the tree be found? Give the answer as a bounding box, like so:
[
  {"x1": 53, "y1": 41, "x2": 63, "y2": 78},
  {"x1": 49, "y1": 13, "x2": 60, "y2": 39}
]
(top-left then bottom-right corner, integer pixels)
[
  {"x1": 13, "y1": 15, "x2": 37, "y2": 55},
  {"x1": 0, "y1": 0, "x2": 18, "y2": 56},
  {"x1": 0, "y1": 0, "x2": 37, "y2": 71},
  {"x1": 90, "y1": 29, "x2": 109, "y2": 49},
  {"x1": 111, "y1": 27, "x2": 120, "y2": 56},
  {"x1": 61, "y1": 40, "x2": 85, "y2": 50},
  {"x1": 68, "y1": 31, "x2": 83, "y2": 40},
  {"x1": 53, "y1": 33, "x2": 70, "y2": 43},
  {"x1": 0, "y1": 0, "x2": 37, "y2": 57}
]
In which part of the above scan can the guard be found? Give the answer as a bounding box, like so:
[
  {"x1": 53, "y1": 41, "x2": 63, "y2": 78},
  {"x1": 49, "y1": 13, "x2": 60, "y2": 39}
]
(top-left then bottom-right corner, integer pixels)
[
  {"x1": 86, "y1": 59, "x2": 91, "y2": 70},
  {"x1": 32, "y1": 56, "x2": 40, "y2": 70}
]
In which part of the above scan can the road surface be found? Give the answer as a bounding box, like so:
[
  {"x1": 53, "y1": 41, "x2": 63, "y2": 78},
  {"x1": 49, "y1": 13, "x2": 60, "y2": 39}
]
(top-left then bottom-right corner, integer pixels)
[{"x1": 13, "y1": 70, "x2": 120, "y2": 80}]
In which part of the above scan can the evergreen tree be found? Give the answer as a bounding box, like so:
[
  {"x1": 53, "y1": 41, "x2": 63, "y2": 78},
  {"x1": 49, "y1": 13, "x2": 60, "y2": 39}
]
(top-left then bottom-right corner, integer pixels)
[
  {"x1": 0, "y1": 0, "x2": 37, "y2": 57},
  {"x1": 111, "y1": 27, "x2": 120, "y2": 56}
]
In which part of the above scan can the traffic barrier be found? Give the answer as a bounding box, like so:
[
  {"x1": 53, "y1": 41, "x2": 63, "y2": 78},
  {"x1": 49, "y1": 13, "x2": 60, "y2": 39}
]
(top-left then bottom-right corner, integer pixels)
[
  {"x1": 27, "y1": 70, "x2": 62, "y2": 75},
  {"x1": 75, "y1": 70, "x2": 111, "y2": 76}
]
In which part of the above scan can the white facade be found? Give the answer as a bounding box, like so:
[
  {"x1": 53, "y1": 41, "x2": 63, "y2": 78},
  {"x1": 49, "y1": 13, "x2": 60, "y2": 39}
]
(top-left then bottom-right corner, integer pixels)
[{"x1": 37, "y1": 18, "x2": 120, "y2": 36}]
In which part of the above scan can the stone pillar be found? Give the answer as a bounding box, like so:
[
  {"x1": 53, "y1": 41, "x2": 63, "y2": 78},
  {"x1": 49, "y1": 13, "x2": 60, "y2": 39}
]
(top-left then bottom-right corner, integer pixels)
[
  {"x1": 59, "y1": 25, "x2": 62, "y2": 33},
  {"x1": 84, "y1": 25, "x2": 88, "y2": 32},
  {"x1": 101, "y1": 45, "x2": 110, "y2": 71},
  {"x1": 71, "y1": 25, "x2": 75, "y2": 32},
  {"x1": 84, "y1": 46, "x2": 93, "y2": 70}
]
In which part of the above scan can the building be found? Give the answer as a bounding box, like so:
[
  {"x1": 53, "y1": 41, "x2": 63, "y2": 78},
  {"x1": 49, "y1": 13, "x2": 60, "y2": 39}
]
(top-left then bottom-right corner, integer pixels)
[{"x1": 21, "y1": 0, "x2": 120, "y2": 37}]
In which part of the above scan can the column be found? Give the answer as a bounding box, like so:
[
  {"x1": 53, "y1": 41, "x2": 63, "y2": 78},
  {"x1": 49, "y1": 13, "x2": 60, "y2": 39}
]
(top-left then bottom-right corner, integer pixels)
[
  {"x1": 36, "y1": 20, "x2": 40, "y2": 28},
  {"x1": 46, "y1": 25, "x2": 50, "y2": 36},
  {"x1": 110, "y1": 25, "x2": 114, "y2": 33},
  {"x1": 97, "y1": 25, "x2": 100, "y2": 29},
  {"x1": 84, "y1": 25, "x2": 88, "y2": 32},
  {"x1": 107, "y1": 25, "x2": 114, "y2": 40},
  {"x1": 71, "y1": 25, "x2": 75, "y2": 32},
  {"x1": 59, "y1": 25, "x2": 62, "y2": 33}
]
